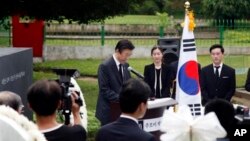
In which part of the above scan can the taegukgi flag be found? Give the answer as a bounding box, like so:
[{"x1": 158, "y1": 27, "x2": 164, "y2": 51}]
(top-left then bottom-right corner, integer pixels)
[{"x1": 175, "y1": 8, "x2": 202, "y2": 116}]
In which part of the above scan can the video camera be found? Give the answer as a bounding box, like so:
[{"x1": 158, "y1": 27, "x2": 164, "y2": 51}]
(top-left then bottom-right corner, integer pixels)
[
  {"x1": 234, "y1": 104, "x2": 250, "y2": 124},
  {"x1": 52, "y1": 68, "x2": 83, "y2": 125}
]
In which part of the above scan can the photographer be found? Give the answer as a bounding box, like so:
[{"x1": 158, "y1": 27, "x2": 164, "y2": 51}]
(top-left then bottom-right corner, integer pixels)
[{"x1": 27, "y1": 79, "x2": 86, "y2": 141}]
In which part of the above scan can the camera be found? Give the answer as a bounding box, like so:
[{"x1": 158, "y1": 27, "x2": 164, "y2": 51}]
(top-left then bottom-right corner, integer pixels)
[
  {"x1": 52, "y1": 68, "x2": 83, "y2": 125},
  {"x1": 234, "y1": 104, "x2": 250, "y2": 123}
]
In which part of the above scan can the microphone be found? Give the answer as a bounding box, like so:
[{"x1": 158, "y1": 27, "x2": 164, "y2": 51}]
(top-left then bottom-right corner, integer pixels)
[{"x1": 128, "y1": 66, "x2": 144, "y2": 79}]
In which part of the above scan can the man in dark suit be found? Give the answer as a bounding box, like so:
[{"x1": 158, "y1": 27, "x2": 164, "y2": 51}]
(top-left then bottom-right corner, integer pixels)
[
  {"x1": 200, "y1": 44, "x2": 236, "y2": 105},
  {"x1": 96, "y1": 39, "x2": 135, "y2": 126},
  {"x1": 95, "y1": 78, "x2": 156, "y2": 141}
]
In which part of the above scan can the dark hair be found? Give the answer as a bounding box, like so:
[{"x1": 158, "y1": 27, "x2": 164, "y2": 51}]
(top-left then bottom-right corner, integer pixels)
[
  {"x1": 119, "y1": 78, "x2": 150, "y2": 113},
  {"x1": 209, "y1": 44, "x2": 224, "y2": 54},
  {"x1": 151, "y1": 45, "x2": 163, "y2": 56},
  {"x1": 204, "y1": 99, "x2": 236, "y2": 137},
  {"x1": 27, "y1": 79, "x2": 62, "y2": 116},
  {"x1": 0, "y1": 91, "x2": 23, "y2": 111},
  {"x1": 115, "y1": 39, "x2": 135, "y2": 53}
]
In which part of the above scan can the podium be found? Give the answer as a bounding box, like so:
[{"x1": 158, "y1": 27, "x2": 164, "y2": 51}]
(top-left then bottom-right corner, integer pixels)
[{"x1": 110, "y1": 98, "x2": 177, "y2": 141}]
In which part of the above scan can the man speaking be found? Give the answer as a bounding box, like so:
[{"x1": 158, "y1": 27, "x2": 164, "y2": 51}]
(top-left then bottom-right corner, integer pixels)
[{"x1": 95, "y1": 39, "x2": 135, "y2": 126}]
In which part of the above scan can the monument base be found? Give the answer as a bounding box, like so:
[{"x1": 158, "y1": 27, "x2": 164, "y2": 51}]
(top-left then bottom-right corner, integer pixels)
[{"x1": 0, "y1": 47, "x2": 33, "y2": 119}]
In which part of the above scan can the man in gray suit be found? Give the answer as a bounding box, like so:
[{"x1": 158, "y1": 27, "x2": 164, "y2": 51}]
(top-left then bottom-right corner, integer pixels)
[{"x1": 96, "y1": 39, "x2": 135, "y2": 126}]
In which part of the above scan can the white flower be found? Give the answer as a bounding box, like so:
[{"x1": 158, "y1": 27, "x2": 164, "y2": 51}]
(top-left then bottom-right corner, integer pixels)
[
  {"x1": 160, "y1": 105, "x2": 227, "y2": 141},
  {"x1": 0, "y1": 105, "x2": 47, "y2": 141}
]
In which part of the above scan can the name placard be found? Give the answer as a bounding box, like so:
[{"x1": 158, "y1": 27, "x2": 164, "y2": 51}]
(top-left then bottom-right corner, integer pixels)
[{"x1": 139, "y1": 117, "x2": 162, "y2": 132}]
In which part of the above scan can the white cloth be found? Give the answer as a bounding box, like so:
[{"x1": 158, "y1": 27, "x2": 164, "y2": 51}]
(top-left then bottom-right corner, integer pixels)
[
  {"x1": 0, "y1": 105, "x2": 46, "y2": 141},
  {"x1": 69, "y1": 78, "x2": 88, "y2": 131},
  {"x1": 160, "y1": 105, "x2": 227, "y2": 141}
]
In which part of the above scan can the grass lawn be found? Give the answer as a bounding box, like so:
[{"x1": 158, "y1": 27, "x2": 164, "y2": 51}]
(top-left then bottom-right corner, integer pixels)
[
  {"x1": 45, "y1": 38, "x2": 158, "y2": 47},
  {"x1": 45, "y1": 37, "x2": 250, "y2": 48},
  {"x1": 53, "y1": 15, "x2": 163, "y2": 25},
  {"x1": 34, "y1": 58, "x2": 102, "y2": 77},
  {"x1": 2, "y1": 37, "x2": 249, "y2": 48},
  {"x1": 34, "y1": 55, "x2": 250, "y2": 87},
  {"x1": 103, "y1": 15, "x2": 161, "y2": 25},
  {"x1": 2, "y1": 37, "x2": 250, "y2": 49},
  {"x1": 30, "y1": 55, "x2": 250, "y2": 141},
  {"x1": 0, "y1": 37, "x2": 10, "y2": 47}
]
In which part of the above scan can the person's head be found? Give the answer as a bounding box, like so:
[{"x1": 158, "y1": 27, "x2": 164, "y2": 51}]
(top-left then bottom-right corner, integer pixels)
[
  {"x1": 119, "y1": 78, "x2": 151, "y2": 118},
  {"x1": 0, "y1": 91, "x2": 24, "y2": 114},
  {"x1": 204, "y1": 99, "x2": 236, "y2": 137},
  {"x1": 151, "y1": 45, "x2": 163, "y2": 64},
  {"x1": 115, "y1": 39, "x2": 135, "y2": 64},
  {"x1": 27, "y1": 79, "x2": 62, "y2": 116},
  {"x1": 209, "y1": 44, "x2": 224, "y2": 65}
]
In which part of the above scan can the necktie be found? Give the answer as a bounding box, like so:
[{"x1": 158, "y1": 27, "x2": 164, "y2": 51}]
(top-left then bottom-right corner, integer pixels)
[
  {"x1": 119, "y1": 64, "x2": 123, "y2": 81},
  {"x1": 215, "y1": 66, "x2": 220, "y2": 78}
]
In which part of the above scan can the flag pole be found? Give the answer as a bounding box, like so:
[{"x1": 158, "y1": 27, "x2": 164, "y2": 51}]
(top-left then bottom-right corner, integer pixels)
[
  {"x1": 184, "y1": 1, "x2": 190, "y2": 13},
  {"x1": 184, "y1": 3, "x2": 194, "y2": 141},
  {"x1": 174, "y1": 1, "x2": 191, "y2": 113}
]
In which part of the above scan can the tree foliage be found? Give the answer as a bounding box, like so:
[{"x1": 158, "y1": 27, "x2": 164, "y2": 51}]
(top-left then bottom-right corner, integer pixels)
[
  {"x1": 131, "y1": 0, "x2": 171, "y2": 15},
  {"x1": 131, "y1": 0, "x2": 202, "y2": 18},
  {"x1": 156, "y1": 12, "x2": 171, "y2": 27},
  {"x1": 201, "y1": 0, "x2": 250, "y2": 19},
  {"x1": 0, "y1": 0, "x2": 144, "y2": 24}
]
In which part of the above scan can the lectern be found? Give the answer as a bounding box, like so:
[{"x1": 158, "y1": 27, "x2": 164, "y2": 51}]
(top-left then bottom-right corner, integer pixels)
[{"x1": 110, "y1": 98, "x2": 177, "y2": 141}]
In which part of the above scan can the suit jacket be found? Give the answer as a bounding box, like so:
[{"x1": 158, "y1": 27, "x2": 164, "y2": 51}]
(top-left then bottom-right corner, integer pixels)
[
  {"x1": 200, "y1": 64, "x2": 236, "y2": 105},
  {"x1": 143, "y1": 63, "x2": 172, "y2": 98},
  {"x1": 95, "y1": 56, "x2": 131, "y2": 125},
  {"x1": 95, "y1": 117, "x2": 156, "y2": 141},
  {"x1": 244, "y1": 68, "x2": 250, "y2": 91}
]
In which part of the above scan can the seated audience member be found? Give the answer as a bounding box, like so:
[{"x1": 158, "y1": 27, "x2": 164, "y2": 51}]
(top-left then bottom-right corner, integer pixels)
[
  {"x1": 204, "y1": 99, "x2": 236, "y2": 141},
  {"x1": 244, "y1": 68, "x2": 250, "y2": 92},
  {"x1": 0, "y1": 91, "x2": 24, "y2": 114},
  {"x1": 27, "y1": 79, "x2": 86, "y2": 141},
  {"x1": 95, "y1": 78, "x2": 156, "y2": 141}
]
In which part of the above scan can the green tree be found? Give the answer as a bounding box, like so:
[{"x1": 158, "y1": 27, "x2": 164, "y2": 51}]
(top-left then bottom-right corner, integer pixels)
[
  {"x1": 131, "y1": 0, "x2": 202, "y2": 18},
  {"x1": 201, "y1": 0, "x2": 250, "y2": 24},
  {"x1": 0, "y1": 0, "x2": 144, "y2": 24},
  {"x1": 131, "y1": 0, "x2": 171, "y2": 15}
]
